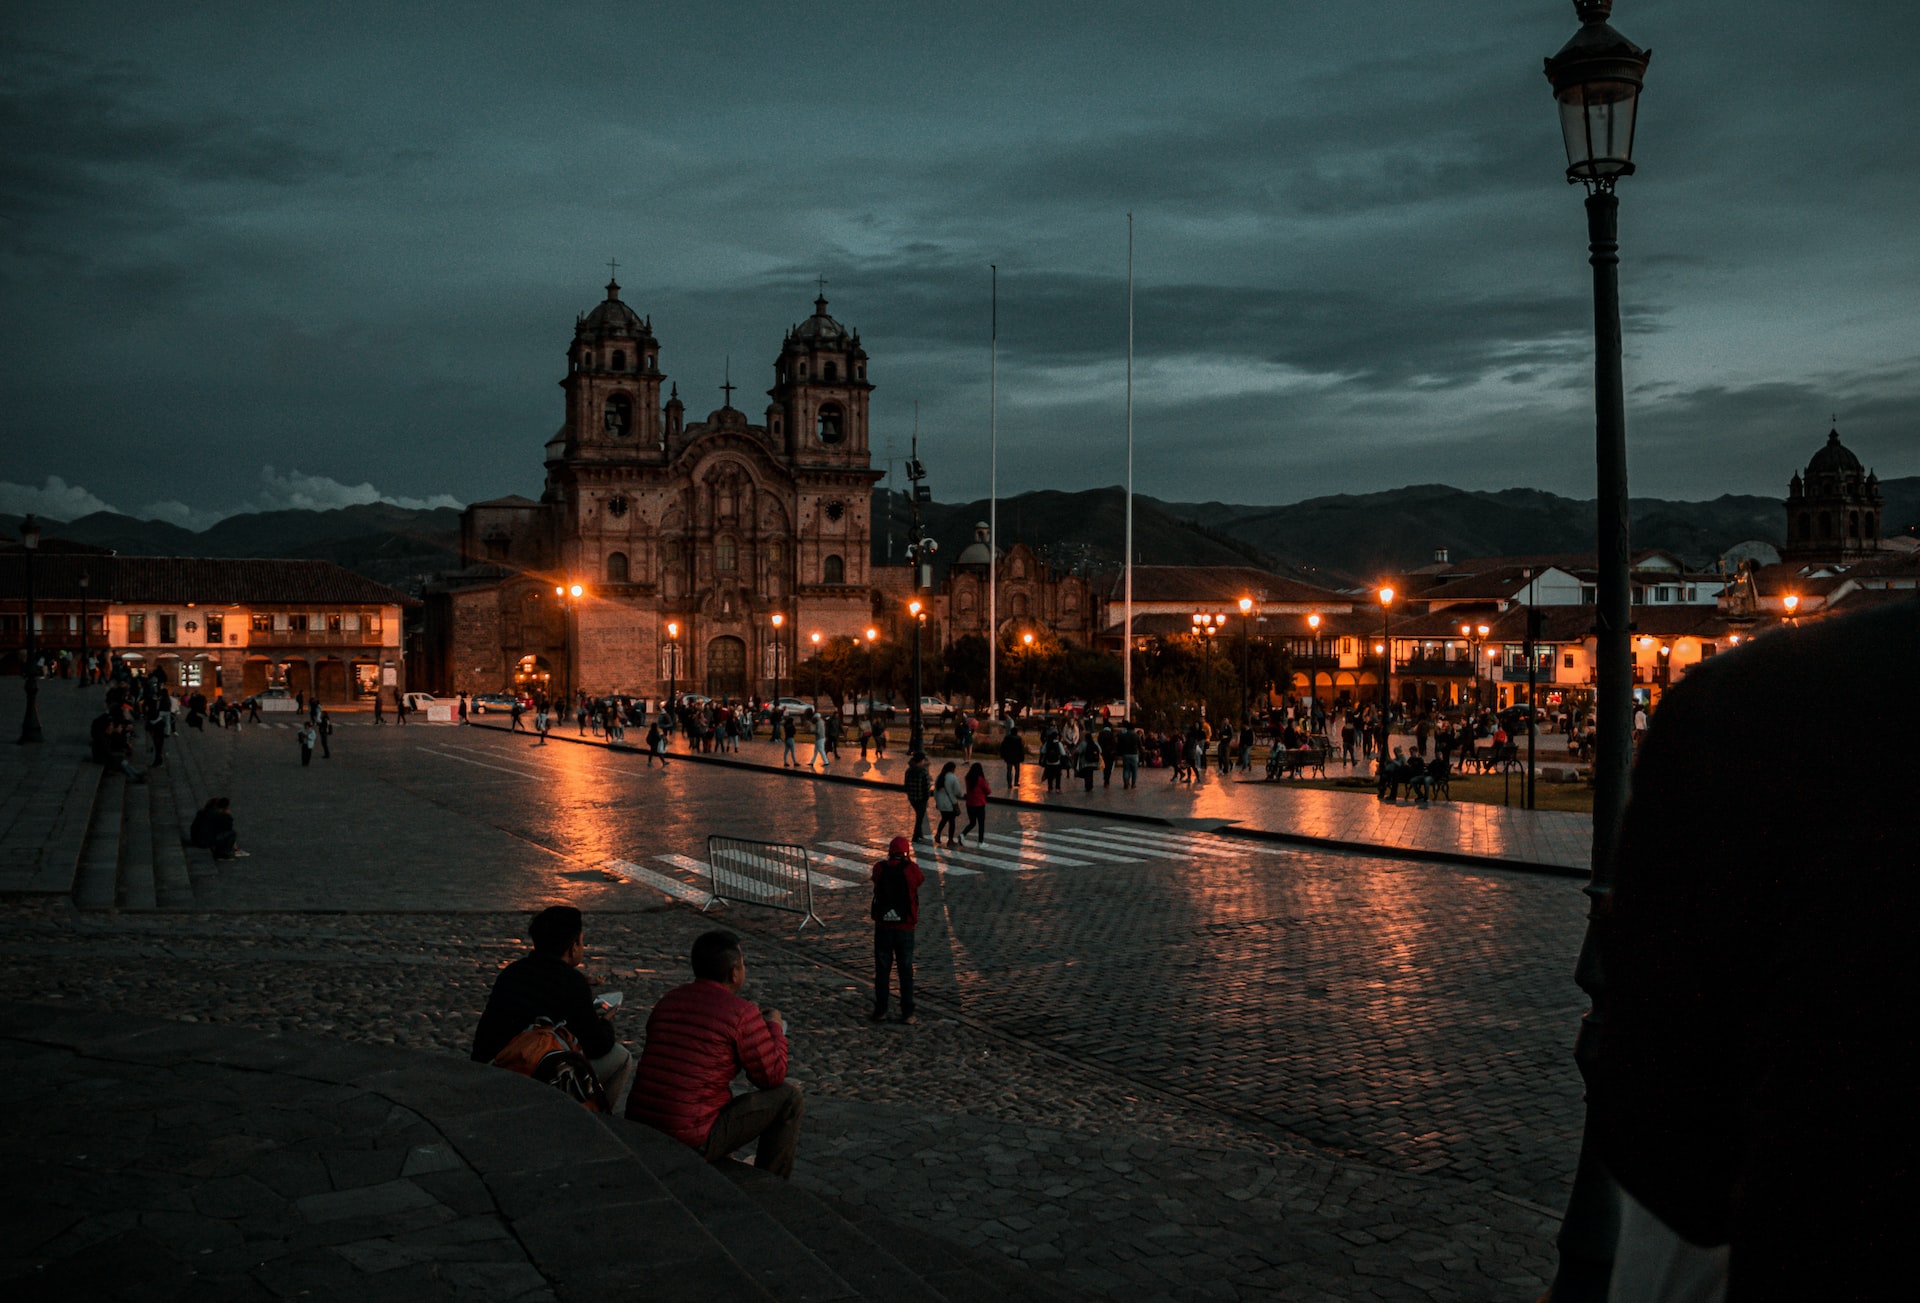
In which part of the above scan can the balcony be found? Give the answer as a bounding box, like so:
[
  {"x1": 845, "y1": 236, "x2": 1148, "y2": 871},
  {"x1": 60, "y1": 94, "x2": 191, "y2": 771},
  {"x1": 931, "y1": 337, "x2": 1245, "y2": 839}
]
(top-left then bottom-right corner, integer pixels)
[
  {"x1": 249, "y1": 630, "x2": 386, "y2": 648},
  {"x1": 1400, "y1": 655, "x2": 1472, "y2": 676}
]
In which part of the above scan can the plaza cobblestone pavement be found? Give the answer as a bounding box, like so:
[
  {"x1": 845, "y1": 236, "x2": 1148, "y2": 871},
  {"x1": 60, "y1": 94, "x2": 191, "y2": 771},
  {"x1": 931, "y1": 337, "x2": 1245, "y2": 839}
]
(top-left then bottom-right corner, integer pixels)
[
  {"x1": 0, "y1": 692, "x2": 1586, "y2": 1299},
  {"x1": 469, "y1": 719, "x2": 1593, "y2": 875}
]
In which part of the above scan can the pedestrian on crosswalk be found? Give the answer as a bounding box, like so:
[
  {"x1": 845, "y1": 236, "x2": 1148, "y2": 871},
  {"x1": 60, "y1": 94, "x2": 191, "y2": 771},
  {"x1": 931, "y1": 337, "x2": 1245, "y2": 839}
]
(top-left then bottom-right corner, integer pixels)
[
  {"x1": 963, "y1": 763, "x2": 990, "y2": 844},
  {"x1": 903, "y1": 753, "x2": 932, "y2": 842},
  {"x1": 933, "y1": 761, "x2": 963, "y2": 846}
]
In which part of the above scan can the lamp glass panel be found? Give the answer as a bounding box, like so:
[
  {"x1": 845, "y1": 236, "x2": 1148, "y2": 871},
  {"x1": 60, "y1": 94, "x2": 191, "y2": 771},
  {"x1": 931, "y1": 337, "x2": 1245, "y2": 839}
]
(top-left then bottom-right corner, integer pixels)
[{"x1": 1558, "y1": 81, "x2": 1639, "y2": 177}]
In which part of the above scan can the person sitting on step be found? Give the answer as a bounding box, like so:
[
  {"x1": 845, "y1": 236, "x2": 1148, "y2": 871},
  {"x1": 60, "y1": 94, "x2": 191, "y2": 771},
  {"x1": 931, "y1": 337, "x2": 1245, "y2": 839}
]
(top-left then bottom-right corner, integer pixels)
[
  {"x1": 472, "y1": 906, "x2": 633, "y2": 1111},
  {"x1": 187, "y1": 797, "x2": 247, "y2": 859},
  {"x1": 626, "y1": 929, "x2": 803, "y2": 1179}
]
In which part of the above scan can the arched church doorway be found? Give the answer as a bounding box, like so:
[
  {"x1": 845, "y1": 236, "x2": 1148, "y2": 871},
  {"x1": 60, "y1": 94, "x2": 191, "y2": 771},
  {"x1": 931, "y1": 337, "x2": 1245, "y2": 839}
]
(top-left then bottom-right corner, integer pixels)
[
  {"x1": 705, "y1": 636, "x2": 746, "y2": 701},
  {"x1": 513, "y1": 654, "x2": 552, "y2": 696}
]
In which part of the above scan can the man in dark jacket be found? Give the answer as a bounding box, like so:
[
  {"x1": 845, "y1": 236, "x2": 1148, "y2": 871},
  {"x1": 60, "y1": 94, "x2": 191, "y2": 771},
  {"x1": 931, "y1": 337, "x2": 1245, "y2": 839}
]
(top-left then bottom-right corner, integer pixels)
[
  {"x1": 627, "y1": 931, "x2": 800, "y2": 1178},
  {"x1": 1590, "y1": 600, "x2": 1915, "y2": 1299},
  {"x1": 472, "y1": 906, "x2": 631, "y2": 1106},
  {"x1": 869, "y1": 836, "x2": 925, "y2": 1025},
  {"x1": 903, "y1": 753, "x2": 932, "y2": 842},
  {"x1": 999, "y1": 726, "x2": 1027, "y2": 790}
]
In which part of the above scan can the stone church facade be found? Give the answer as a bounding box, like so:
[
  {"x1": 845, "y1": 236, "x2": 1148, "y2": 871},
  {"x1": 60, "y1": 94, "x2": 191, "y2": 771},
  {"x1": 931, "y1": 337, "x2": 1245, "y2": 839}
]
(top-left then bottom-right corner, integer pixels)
[{"x1": 424, "y1": 280, "x2": 884, "y2": 701}]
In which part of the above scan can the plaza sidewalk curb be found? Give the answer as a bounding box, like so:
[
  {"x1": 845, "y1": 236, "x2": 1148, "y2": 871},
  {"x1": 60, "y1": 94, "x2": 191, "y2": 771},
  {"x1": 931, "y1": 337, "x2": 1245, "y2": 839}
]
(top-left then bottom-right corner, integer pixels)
[{"x1": 468, "y1": 721, "x2": 1588, "y2": 880}]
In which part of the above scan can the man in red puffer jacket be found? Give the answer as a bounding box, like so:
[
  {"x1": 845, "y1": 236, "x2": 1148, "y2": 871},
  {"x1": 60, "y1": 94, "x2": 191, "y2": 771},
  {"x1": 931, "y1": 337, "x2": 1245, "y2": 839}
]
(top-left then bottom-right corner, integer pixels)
[{"x1": 625, "y1": 930, "x2": 803, "y2": 1178}]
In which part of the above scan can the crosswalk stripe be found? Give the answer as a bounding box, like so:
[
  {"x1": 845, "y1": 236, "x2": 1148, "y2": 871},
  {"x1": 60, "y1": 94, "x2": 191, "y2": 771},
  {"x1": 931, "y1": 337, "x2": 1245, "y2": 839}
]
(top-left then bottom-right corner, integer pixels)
[
  {"x1": 603, "y1": 857, "x2": 714, "y2": 907},
  {"x1": 657, "y1": 852, "x2": 792, "y2": 902},
  {"x1": 1002, "y1": 832, "x2": 1142, "y2": 864},
  {"x1": 819, "y1": 840, "x2": 982, "y2": 877},
  {"x1": 963, "y1": 836, "x2": 1097, "y2": 867},
  {"x1": 915, "y1": 843, "x2": 1047, "y2": 873},
  {"x1": 711, "y1": 846, "x2": 857, "y2": 892},
  {"x1": 1049, "y1": 826, "x2": 1266, "y2": 858}
]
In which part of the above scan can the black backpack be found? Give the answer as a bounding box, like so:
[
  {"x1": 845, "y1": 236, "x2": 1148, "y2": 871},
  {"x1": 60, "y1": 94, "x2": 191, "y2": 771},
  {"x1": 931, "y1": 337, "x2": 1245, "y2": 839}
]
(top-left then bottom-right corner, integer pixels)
[{"x1": 871, "y1": 858, "x2": 913, "y2": 925}]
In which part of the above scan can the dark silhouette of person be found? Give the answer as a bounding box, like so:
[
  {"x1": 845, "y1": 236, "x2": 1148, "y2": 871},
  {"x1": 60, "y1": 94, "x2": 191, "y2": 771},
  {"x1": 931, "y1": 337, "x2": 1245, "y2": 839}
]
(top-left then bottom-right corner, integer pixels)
[{"x1": 1591, "y1": 599, "x2": 1916, "y2": 1299}]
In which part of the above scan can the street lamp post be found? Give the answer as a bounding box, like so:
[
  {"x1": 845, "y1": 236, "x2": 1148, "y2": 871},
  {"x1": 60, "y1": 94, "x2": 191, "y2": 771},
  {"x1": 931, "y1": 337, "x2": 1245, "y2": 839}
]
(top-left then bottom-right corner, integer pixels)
[
  {"x1": 908, "y1": 601, "x2": 926, "y2": 757},
  {"x1": 16, "y1": 515, "x2": 42, "y2": 744},
  {"x1": 553, "y1": 582, "x2": 583, "y2": 706},
  {"x1": 77, "y1": 570, "x2": 91, "y2": 690},
  {"x1": 1377, "y1": 587, "x2": 1394, "y2": 761},
  {"x1": 1307, "y1": 613, "x2": 1323, "y2": 727},
  {"x1": 769, "y1": 612, "x2": 785, "y2": 706},
  {"x1": 809, "y1": 632, "x2": 822, "y2": 710},
  {"x1": 1237, "y1": 597, "x2": 1253, "y2": 725},
  {"x1": 664, "y1": 620, "x2": 679, "y2": 720},
  {"x1": 1783, "y1": 592, "x2": 1800, "y2": 625},
  {"x1": 864, "y1": 626, "x2": 878, "y2": 727},
  {"x1": 1544, "y1": 2, "x2": 1652, "y2": 1296}
]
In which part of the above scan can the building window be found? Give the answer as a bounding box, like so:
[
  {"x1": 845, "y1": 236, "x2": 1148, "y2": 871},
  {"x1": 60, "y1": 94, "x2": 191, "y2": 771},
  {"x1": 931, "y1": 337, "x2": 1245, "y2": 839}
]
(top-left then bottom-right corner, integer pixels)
[
  {"x1": 341, "y1": 612, "x2": 359, "y2": 632},
  {"x1": 127, "y1": 613, "x2": 147, "y2": 645},
  {"x1": 824, "y1": 361, "x2": 837, "y2": 382},
  {"x1": 205, "y1": 613, "x2": 223, "y2": 641},
  {"x1": 365, "y1": 613, "x2": 382, "y2": 635},
  {"x1": 612, "y1": 349, "x2": 626, "y2": 370},
  {"x1": 328, "y1": 613, "x2": 344, "y2": 633},
  {"x1": 606, "y1": 551, "x2": 629, "y2": 582},
  {"x1": 158, "y1": 613, "x2": 176, "y2": 644},
  {"x1": 1581, "y1": 585, "x2": 1597, "y2": 605},
  {"x1": 582, "y1": 351, "x2": 593, "y2": 370},
  {"x1": 716, "y1": 537, "x2": 737, "y2": 572},
  {"x1": 289, "y1": 614, "x2": 309, "y2": 632},
  {"x1": 252, "y1": 613, "x2": 272, "y2": 633},
  {"x1": 823, "y1": 554, "x2": 844, "y2": 584},
  {"x1": 816, "y1": 403, "x2": 844, "y2": 445},
  {"x1": 1563, "y1": 652, "x2": 1576, "y2": 668},
  {"x1": 1655, "y1": 586, "x2": 1673, "y2": 602},
  {"x1": 604, "y1": 392, "x2": 633, "y2": 437}
]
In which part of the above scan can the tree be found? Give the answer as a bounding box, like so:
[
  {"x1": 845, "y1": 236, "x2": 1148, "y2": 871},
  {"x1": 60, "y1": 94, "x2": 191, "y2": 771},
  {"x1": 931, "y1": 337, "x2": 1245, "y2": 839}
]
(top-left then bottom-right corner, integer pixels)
[{"x1": 943, "y1": 633, "x2": 989, "y2": 705}]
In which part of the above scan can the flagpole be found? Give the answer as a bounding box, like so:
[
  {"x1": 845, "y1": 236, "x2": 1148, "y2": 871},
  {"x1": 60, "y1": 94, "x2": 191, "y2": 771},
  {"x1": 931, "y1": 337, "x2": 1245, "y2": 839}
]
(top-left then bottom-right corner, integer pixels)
[
  {"x1": 1124, "y1": 215, "x2": 1135, "y2": 723},
  {"x1": 988, "y1": 264, "x2": 999, "y2": 728}
]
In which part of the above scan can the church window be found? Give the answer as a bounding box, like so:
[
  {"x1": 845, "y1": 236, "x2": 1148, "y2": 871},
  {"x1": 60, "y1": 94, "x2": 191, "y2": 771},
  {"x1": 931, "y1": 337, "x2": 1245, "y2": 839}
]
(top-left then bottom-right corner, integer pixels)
[
  {"x1": 606, "y1": 552, "x2": 629, "y2": 582},
  {"x1": 607, "y1": 495, "x2": 628, "y2": 518},
  {"x1": 612, "y1": 350, "x2": 626, "y2": 370},
  {"x1": 856, "y1": 364, "x2": 864, "y2": 379},
  {"x1": 1064, "y1": 590, "x2": 1077, "y2": 611},
  {"x1": 816, "y1": 403, "x2": 844, "y2": 445},
  {"x1": 1011, "y1": 593, "x2": 1029, "y2": 617},
  {"x1": 604, "y1": 392, "x2": 633, "y2": 437},
  {"x1": 716, "y1": 537, "x2": 738, "y2": 572},
  {"x1": 799, "y1": 361, "x2": 808, "y2": 376},
  {"x1": 717, "y1": 481, "x2": 739, "y2": 518},
  {"x1": 773, "y1": 416, "x2": 782, "y2": 435},
  {"x1": 823, "y1": 554, "x2": 844, "y2": 584},
  {"x1": 958, "y1": 590, "x2": 975, "y2": 612},
  {"x1": 582, "y1": 351, "x2": 593, "y2": 370},
  {"x1": 1849, "y1": 511, "x2": 1860, "y2": 537},
  {"x1": 824, "y1": 361, "x2": 837, "y2": 382},
  {"x1": 824, "y1": 499, "x2": 845, "y2": 523}
]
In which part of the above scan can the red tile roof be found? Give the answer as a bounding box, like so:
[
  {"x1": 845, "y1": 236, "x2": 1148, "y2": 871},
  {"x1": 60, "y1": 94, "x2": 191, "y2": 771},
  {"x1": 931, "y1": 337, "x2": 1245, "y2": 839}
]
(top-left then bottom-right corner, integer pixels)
[
  {"x1": 1093, "y1": 565, "x2": 1349, "y2": 606},
  {"x1": 0, "y1": 555, "x2": 412, "y2": 606}
]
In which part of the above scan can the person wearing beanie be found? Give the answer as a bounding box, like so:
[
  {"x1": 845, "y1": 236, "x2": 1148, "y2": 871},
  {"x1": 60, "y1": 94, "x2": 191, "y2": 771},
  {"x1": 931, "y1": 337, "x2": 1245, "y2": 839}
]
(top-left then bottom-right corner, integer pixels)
[{"x1": 869, "y1": 834, "x2": 925, "y2": 1024}]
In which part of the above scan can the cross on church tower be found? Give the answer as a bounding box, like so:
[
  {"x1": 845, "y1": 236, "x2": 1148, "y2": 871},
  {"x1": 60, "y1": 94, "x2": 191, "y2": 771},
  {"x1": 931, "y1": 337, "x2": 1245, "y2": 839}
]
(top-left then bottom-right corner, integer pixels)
[
  {"x1": 816, "y1": 273, "x2": 828, "y2": 296},
  {"x1": 720, "y1": 355, "x2": 735, "y2": 408},
  {"x1": 608, "y1": 257, "x2": 620, "y2": 279}
]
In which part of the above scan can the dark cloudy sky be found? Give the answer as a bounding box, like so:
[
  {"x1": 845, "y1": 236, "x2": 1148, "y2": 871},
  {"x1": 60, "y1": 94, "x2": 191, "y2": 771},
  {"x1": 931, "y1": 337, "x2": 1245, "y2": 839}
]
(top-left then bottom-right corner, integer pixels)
[{"x1": 3, "y1": 0, "x2": 1916, "y2": 528}]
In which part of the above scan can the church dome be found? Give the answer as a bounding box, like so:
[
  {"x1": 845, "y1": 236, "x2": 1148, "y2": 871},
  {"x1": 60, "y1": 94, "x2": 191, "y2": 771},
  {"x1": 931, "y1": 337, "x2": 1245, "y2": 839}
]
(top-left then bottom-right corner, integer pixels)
[
  {"x1": 954, "y1": 521, "x2": 997, "y2": 566},
  {"x1": 578, "y1": 280, "x2": 644, "y2": 336},
  {"x1": 791, "y1": 295, "x2": 848, "y2": 343},
  {"x1": 1806, "y1": 427, "x2": 1864, "y2": 476}
]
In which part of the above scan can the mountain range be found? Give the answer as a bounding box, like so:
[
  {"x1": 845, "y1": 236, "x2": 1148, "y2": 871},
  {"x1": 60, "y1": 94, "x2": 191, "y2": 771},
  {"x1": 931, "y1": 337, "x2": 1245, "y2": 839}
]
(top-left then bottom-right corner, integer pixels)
[{"x1": 9, "y1": 477, "x2": 1916, "y2": 596}]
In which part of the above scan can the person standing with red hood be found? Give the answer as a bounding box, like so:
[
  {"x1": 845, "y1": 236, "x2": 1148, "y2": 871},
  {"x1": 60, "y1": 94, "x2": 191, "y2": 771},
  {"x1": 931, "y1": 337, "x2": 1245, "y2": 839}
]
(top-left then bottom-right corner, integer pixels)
[{"x1": 869, "y1": 835, "x2": 925, "y2": 1024}]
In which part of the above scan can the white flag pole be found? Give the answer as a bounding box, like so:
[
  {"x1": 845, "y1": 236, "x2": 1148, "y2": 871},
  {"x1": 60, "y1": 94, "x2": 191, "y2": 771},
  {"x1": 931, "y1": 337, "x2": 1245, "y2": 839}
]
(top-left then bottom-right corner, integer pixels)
[
  {"x1": 1124, "y1": 215, "x2": 1135, "y2": 723},
  {"x1": 988, "y1": 264, "x2": 999, "y2": 728}
]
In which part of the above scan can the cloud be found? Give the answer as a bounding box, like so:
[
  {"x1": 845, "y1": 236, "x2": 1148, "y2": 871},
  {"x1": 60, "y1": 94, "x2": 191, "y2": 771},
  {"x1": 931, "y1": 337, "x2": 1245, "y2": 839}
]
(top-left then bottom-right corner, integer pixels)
[
  {"x1": 247, "y1": 466, "x2": 463, "y2": 515},
  {"x1": 0, "y1": 476, "x2": 120, "y2": 521}
]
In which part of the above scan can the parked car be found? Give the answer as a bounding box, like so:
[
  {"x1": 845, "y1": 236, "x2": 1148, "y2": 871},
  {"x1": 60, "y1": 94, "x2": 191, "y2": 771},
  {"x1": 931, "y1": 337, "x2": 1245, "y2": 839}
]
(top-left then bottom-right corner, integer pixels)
[
  {"x1": 773, "y1": 696, "x2": 812, "y2": 717},
  {"x1": 918, "y1": 696, "x2": 953, "y2": 718},
  {"x1": 1498, "y1": 705, "x2": 1537, "y2": 733},
  {"x1": 470, "y1": 693, "x2": 522, "y2": 713},
  {"x1": 842, "y1": 699, "x2": 898, "y2": 720},
  {"x1": 401, "y1": 692, "x2": 440, "y2": 710}
]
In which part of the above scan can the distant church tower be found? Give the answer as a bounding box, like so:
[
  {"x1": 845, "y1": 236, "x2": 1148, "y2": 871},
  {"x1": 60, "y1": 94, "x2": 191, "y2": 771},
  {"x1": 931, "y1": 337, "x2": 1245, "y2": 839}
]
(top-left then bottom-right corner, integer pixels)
[{"x1": 1783, "y1": 424, "x2": 1883, "y2": 561}]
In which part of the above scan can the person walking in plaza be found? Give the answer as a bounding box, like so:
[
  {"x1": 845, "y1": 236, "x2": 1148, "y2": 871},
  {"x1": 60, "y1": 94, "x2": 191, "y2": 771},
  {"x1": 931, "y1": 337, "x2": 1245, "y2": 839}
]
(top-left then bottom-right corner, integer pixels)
[
  {"x1": 247, "y1": 696, "x2": 263, "y2": 725},
  {"x1": 903, "y1": 753, "x2": 932, "y2": 843},
  {"x1": 1075, "y1": 731, "x2": 1100, "y2": 792},
  {"x1": 646, "y1": 717, "x2": 670, "y2": 767},
  {"x1": 1097, "y1": 720, "x2": 1117, "y2": 788},
  {"x1": 394, "y1": 688, "x2": 408, "y2": 725},
  {"x1": 998, "y1": 725, "x2": 1026, "y2": 791},
  {"x1": 962, "y1": 762, "x2": 990, "y2": 845},
  {"x1": 458, "y1": 692, "x2": 469, "y2": 725},
  {"x1": 823, "y1": 711, "x2": 841, "y2": 764},
  {"x1": 1118, "y1": 720, "x2": 1141, "y2": 789},
  {"x1": 534, "y1": 700, "x2": 550, "y2": 746},
  {"x1": 297, "y1": 720, "x2": 315, "y2": 767},
  {"x1": 373, "y1": 692, "x2": 385, "y2": 725},
  {"x1": 627, "y1": 930, "x2": 802, "y2": 1180},
  {"x1": 869, "y1": 835, "x2": 924, "y2": 1024},
  {"x1": 933, "y1": 761, "x2": 963, "y2": 847},
  {"x1": 317, "y1": 709, "x2": 332, "y2": 759},
  {"x1": 145, "y1": 701, "x2": 169, "y2": 767},
  {"x1": 955, "y1": 713, "x2": 974, "y2": 761},
  {"x1": 781, "y1": 712, "x2": 798, "y2": 767},
  {"x1": 509, "y1": 699, "x2": 524, "y2": 731},
  {"x1": 1040, "y1": 729, "x2": 1065, "y2": 792}
]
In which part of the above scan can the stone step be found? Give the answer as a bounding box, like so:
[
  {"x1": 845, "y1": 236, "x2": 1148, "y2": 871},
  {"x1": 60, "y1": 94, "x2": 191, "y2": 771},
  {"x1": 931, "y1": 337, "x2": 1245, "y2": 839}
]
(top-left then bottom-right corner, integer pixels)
[
  {"x1": 72, "y1": 770, "x2": 125, "y2": 909},
  {"x1": 117, "y1": 765, "x2": 157, "y2": 910},
  {"x1": 768, "y1": 1175, "x2": 1105, "y2": 1303},
  {"x1": 149, "y1": 763, "x2": 194, "y2": 909},
  {"x1": 0, "y1": 748, "x2": 101, "y2": 895},
  {"x1": 599, "y1": 1114, "x2": 868, "y2": 1301}
]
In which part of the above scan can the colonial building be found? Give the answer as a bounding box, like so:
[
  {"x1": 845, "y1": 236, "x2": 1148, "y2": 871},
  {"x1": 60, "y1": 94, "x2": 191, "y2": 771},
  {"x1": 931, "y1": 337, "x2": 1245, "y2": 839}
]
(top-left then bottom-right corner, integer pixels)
[
  {"x1": 0, "y1": 544, "x2": 411, "y2": 701},
  {"x1": 936, "y1": 523, "x2": 1095, "y2": 646},
  {"x1": 1782, "y1": 424, "x2": 1884, "y2": 561},
  {"x1": 424, "y1": 281, "x2": 886, "y2": 700}
]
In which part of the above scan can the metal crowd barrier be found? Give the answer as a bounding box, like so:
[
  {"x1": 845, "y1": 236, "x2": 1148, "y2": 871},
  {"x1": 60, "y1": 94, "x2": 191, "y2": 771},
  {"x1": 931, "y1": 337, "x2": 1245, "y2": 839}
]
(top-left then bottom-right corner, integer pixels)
[{"x1": 704, "y1": 836, "x2": 825, "y2": 933}]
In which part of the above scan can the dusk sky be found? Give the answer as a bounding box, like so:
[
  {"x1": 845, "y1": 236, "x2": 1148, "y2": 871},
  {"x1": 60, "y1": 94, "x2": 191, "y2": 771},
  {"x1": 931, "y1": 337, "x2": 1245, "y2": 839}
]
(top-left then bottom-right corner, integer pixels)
[{"x1": 3, "y1": 0, "x2": 1916, "y2": 529}]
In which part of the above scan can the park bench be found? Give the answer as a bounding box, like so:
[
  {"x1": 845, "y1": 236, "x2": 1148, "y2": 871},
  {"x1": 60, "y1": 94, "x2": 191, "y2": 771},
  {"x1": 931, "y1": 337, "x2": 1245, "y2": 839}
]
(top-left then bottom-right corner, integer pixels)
[
  {"x1": 1475, "y1": 742, "x2": 1520, "y2": 774},
  {"x1": 1266, "y1": 742, "x2": 1329, "y2": 780}
]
